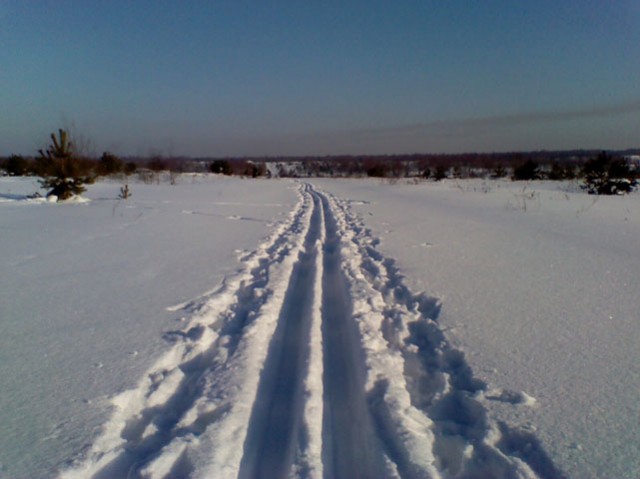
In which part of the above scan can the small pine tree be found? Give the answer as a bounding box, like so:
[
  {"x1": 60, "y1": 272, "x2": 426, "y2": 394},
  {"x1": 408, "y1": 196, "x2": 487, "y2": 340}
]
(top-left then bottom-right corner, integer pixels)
[
  {"x1": 124, "y1": 161, "x2": 138, "y2": 175},
  {"x1": 433, "y1": 165, "x2": 448, "y2": 181},
  {"x1": 581, "y1": 152, "x2": 637, "y2": 195},
  {"x1": 36, "y1": 129, "x2": 94, "y2": 200},
  {"x1": 97, "y1": 151, "x2": 124, "y2": 176},
  {"x1": 547, "y1": 161, "x2": 566, "y2": 180},
  {"x1": 2, "y1": 155, "x2": 32, "y2": 176},
  {"x1": 210, "y1": 159, "x2": 233, "y2": 175},
  {"x1": 119, "y1": 183, "x2": 131, "y2": 199},
  {"x1": 512, "y1": 159, "x2": 541, "y2": 181}
]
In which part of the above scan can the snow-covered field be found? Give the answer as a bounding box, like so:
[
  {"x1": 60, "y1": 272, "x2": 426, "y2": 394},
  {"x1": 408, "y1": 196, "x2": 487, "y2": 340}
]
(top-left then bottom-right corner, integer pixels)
[
  {"x1": 0, "y1": 176, "x2": 298, "y2": 479},
  {"x1": 312, "y1": 177, "x2": 640, "y2": 479},
  {"x1": 1, "y1": 175, "x2": 638, "y2": 478}
]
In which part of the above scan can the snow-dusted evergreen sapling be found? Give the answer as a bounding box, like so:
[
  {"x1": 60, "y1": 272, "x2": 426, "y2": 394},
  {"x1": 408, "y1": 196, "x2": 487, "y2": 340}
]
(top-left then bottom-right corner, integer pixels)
[
  {"x1": 119, "y1": 183, "x2": 131, "y2": 199},
  {"x1": 581, "y1": 151, "x2": 638, "y2": 195},
  {"x1": 36, "y1": 129, "x2": 95, "y2": 200}
]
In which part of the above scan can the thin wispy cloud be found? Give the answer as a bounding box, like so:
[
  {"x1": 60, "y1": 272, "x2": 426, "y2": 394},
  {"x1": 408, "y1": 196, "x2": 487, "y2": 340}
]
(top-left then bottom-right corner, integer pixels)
[{"x1": 353, "y1": 100, "x2": 640, "y2": 138}]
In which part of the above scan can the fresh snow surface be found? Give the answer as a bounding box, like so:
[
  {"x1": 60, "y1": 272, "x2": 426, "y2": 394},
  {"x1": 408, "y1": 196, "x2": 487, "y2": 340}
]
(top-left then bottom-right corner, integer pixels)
[
  {"x1": 312, "y1": 178, "x2": 640, "y2": 479},
  {"x1": 0, "y1": 176, "x2": 298, "y2": 479},
  {"x1": 1, "y1": 175, "x2": 638, "y2": 479}
]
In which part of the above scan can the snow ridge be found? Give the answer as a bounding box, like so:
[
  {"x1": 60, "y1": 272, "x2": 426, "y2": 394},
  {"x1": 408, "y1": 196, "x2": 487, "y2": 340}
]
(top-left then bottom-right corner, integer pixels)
[{"x1": 301, "y1": 196, "x2": 325, "y2": 479}]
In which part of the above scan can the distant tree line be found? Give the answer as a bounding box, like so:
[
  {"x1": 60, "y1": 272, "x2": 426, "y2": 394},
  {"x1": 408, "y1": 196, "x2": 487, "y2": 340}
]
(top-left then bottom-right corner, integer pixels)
[
  {"x1": 208, "y1": 159, "x2": 268, "y2": 178},
  {"x1": 2, "y1": 132, "x2": 638, "y2": 197},
  {"x1": 238, "y1": 151, "x2": 638, "y2": 194}
]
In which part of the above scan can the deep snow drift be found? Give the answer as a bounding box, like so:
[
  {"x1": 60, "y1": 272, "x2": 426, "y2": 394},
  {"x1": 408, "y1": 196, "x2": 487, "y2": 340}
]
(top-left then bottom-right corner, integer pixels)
[{"x1": 1, "y1": 175, "x2": 638, "y2": 479}]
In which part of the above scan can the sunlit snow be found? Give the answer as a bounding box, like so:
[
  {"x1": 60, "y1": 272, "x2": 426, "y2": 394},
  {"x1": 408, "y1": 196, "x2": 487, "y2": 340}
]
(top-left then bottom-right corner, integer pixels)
[{"x1": 1, "y1": 175, "x2": 639, "y2": 479}]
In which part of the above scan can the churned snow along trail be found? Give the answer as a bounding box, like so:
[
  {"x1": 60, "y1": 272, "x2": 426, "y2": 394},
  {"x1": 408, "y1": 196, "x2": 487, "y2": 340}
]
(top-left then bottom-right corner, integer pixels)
[
  {"x1": 318, "y1": 192, "x2": 388, "y2": 479},
  {"x1": 238, "y1": 193, "x2": 322, "y2": 478},
  {"x1": 319, "y1": 187, "x2": 565, "y2": 479},
  {"x1": 61, "y1": 182, "x2": 563, "y2": 479}
]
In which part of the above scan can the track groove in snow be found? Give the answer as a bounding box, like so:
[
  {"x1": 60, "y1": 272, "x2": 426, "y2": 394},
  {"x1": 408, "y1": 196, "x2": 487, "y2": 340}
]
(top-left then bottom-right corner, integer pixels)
[
  {"x1": 59, "y1": 183, "x2": 563, "y2": 479},
  {"x1": 238, "y1": 193, "x2": 322, "y2": 478},
  {"x1": 318, "y1": 192, "x2": 387, "y2": 479}
]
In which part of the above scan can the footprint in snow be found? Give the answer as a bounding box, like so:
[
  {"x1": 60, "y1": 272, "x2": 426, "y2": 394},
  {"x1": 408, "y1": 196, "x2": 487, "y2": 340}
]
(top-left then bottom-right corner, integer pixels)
[{"x1": 485, "y1": 388, "x2": 537, "y2": 406}]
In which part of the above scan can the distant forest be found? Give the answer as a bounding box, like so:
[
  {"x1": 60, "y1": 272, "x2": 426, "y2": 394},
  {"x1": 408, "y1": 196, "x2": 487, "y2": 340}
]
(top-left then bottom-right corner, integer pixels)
[
  {"x1": 195, "y1": 149, "x2": 640, "y2": 180},
  {"x1": 3, "y1": 147, "x2": 640, "y2": 182}
]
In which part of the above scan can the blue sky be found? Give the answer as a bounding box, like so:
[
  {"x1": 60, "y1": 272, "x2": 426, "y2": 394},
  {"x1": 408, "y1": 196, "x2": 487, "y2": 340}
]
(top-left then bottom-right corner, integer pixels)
[{"x1": 2, "y1": 1, "x2": 639, "y2": 156}]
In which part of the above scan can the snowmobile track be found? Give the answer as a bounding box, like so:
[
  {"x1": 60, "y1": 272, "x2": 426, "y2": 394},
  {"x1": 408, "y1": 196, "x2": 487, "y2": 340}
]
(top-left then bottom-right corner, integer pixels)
[{"x1": 60, "y1": 183, "x2": 564, "y2": 479}]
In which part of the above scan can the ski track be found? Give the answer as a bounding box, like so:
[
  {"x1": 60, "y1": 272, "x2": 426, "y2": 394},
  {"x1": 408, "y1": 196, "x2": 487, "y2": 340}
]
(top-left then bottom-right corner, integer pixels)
[{"x1": 59, "y1": 183, "x2": 564, "y2": 479}]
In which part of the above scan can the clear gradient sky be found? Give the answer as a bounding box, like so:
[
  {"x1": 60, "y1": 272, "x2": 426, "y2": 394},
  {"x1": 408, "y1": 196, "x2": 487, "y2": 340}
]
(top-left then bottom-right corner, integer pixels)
[{"x1": 2, "y1": 1, "x2": 639, "y2": 157}]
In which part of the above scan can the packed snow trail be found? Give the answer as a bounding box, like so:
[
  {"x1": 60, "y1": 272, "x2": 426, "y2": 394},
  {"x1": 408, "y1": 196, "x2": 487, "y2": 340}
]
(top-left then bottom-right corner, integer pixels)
[
  {"x1": 319, "y1": 193, "x2": 387, "y2": 479},
  {"x1": 238, "y1": 194, "x2": 322, "y2": 478},
  {"x1": 60, "y1": 183, "x2": 563, "y2": 479}
]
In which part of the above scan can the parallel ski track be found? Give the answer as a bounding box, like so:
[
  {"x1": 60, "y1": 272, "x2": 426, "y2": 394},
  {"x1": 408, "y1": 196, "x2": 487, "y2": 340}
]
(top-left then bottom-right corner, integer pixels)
[{"x1": 60, "y1": 182, "x2": 563, "y2": 479}]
